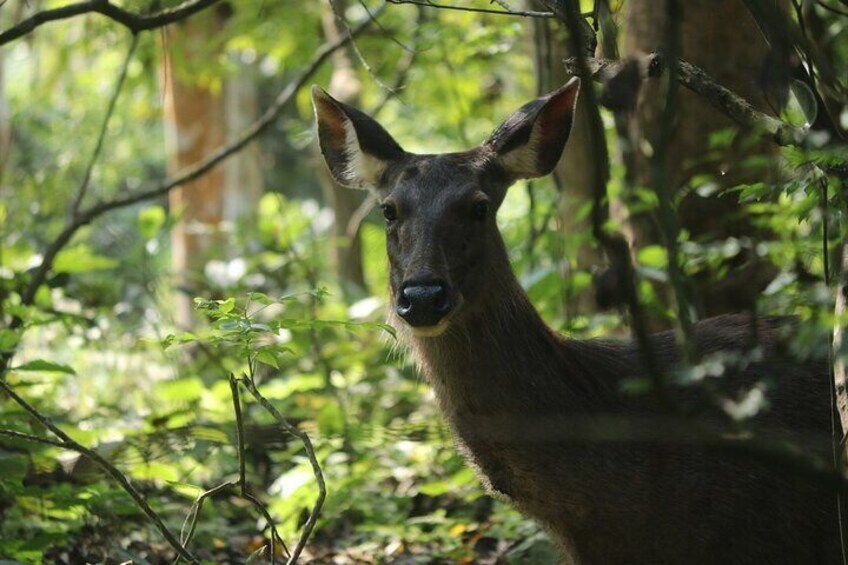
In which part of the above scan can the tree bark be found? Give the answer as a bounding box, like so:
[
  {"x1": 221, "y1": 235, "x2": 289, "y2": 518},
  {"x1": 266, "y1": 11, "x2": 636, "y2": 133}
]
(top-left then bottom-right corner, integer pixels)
[
  {"x1": 318, "y1": 0, "x2": 367, "y2": 294},
  {"x1": 532, "y1": 10, "x2": 604, "y2": 318},
  {"x1": 624, "y1": 0, "x2": 780, "y2": 316},
  {"x1": 162, "y1": 5, "x2": 261, "y2": 327}
]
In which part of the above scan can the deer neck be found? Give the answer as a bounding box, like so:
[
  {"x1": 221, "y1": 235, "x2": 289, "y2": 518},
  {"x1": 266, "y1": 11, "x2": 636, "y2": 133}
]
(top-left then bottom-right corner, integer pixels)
[{"x1": 394, "y1": 243, "x2": 576, "y2": 419}]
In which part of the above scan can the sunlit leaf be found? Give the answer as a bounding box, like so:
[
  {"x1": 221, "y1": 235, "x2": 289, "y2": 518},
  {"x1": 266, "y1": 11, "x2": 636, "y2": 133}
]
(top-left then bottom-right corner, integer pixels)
[
  {"x1": 138, "y1": 206, "x2": 166, "y2": 240},
  {"x1": 789, "y1": 79, "x2": 817, "y2": 126},
  {"x1": 245, "y1": 545, "x2": 267, "y2": 564},
  {"x1": 255, "y1": 347, "x2": 280, "y2": 369},
  {"x1": 14, "y1": 359, "x2": 76, "y2": 375},
  {"x1": 166, "y1": 481, "x2": 206, "y2": 499},
  {"x1": 637, "y1": 246, "x2": 668, "y2": 269},
  {"x1": 53, "y1": 246, "x2": 118, "y2": 274}
]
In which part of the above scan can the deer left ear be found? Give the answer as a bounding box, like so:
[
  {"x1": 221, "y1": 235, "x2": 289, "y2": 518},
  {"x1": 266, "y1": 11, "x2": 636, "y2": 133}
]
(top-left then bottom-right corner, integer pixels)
[
  {"x1": 485, "y1": 77, "x2": 580, "y2": 180},
  {"x1": 312, "y1": 86, "x2": 406, "y2": 190}
]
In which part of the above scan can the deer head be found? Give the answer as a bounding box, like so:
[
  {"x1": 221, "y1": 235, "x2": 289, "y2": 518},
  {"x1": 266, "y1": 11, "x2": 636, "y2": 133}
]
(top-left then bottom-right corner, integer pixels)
[{"x1": 312, "y1": 80, "x2": 580, "y2": 337}]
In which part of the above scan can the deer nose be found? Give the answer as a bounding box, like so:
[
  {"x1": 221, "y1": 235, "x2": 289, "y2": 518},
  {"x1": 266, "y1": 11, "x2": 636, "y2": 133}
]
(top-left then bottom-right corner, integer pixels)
[{"x1": 396, "y1": 280, "x2": 453, "y2": 327}]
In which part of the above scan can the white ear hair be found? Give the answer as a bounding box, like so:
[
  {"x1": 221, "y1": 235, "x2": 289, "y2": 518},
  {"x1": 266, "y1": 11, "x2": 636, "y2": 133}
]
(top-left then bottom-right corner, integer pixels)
[
  {"x1": 338, "y1": 112, "x2": 390, "y2": 189},
  {"x1": 486, "y1": 77, "x2": 581, "y2": 180},
  {"x1": 312, "y1": 86, "x2": 406, "y2": 190}
]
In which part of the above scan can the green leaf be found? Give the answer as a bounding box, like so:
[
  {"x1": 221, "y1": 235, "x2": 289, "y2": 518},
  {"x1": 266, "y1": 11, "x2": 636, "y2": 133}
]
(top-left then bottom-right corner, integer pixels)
[
  {"x1": 218, "y1": 297, "x2": 236, "y2": 315},
  {"x1": 0, "y1": 329, "x2": 21, "y2": 352},
  {"x1": 637, "y1": 246, "x2": 668, "y2": 269},
  {"x1": 52, "y1": 245, "x2": 118, "y2": 274},
  {"x1": 0, "y1": 454, "x2": 30, "y2": 482},
  {"x1": 789, "y1": 79, "x2": 817, "y2": 126},
  {"x1": 247, "y1": 292, "x2": 275, "y2": 306},
  {"x1": 317, "y1": 403, "x2": 344, "y2": 435},
  {"x1": 254, "y1": 347, "x2": 280, "y2": 369},
  {"x1": 155, "y1": 377, "x2": 204, "y2": 403},
  {"x1": 245, "y1": 545, "x2": 267, "y2": 565},
  {"x1": 138, "y1": 205, "x2": 166, "y2": 240},
  {"x1": 166, "y1": 480, "x2": 206, "y2": 499},
  {"x1": 14, "y1": 359, "x2": 76, "y2": 375}
]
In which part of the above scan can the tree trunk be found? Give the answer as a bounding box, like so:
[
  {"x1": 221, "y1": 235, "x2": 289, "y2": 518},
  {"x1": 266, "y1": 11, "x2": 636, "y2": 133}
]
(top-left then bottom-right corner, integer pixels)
[
  {"x1": 532, "y1": 11, "x2": 604, "y2": 318},
  {"x1": 162, "y1": 6, "x2": 262, "y2": 327},
  {"x1": 624, "y1": 0, "x2": 779, "y2": 316},
  {"x1": 318, "y1": 0, "x2": 367, "y2": 294},
  {"x1": 223, "y1": 62, "x2": 263, "y2": 227}
]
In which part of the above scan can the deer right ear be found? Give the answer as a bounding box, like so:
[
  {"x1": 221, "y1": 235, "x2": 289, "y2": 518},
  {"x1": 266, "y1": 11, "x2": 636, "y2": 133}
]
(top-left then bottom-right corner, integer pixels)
[
  {"x1": 312, "y1": 86, "x2": 406, "y2": 190},
  {"x1": 485, "y1": 77, "x2": 580, "y2": 181}
]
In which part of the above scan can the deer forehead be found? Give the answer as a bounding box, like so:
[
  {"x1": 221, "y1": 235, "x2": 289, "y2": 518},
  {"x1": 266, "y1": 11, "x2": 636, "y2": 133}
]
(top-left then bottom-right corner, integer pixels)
[{"x1": 386, "y1": 151, "x2": 505, "y2": 202}]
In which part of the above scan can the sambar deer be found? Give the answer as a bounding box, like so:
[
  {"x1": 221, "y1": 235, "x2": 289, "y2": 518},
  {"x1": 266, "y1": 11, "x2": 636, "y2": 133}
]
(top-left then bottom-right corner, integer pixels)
[{"x1": 312, "y1": 79, "x2": 841, "y2": 564}]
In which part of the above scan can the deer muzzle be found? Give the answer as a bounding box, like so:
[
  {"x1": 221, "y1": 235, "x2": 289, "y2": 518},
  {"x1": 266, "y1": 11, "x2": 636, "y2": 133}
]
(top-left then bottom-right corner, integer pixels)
[{"x1": 396, "y1": 279, "x2": 454, "y2": 332}]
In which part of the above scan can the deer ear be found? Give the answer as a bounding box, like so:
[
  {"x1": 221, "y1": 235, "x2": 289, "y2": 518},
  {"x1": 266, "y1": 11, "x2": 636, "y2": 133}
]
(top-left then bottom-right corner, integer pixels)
[
  {"x1": 485, "y1": 77, "x2": 580, "y2": 180},
  {"x1": 312, "y1": 86, "x2": 406, "y2": 190}
]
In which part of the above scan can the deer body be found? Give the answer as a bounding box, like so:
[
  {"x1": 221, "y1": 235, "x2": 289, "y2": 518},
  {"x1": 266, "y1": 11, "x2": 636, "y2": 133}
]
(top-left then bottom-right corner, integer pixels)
[{"x1": 313, "y1": 82, "x2": 840, "y2": 563}]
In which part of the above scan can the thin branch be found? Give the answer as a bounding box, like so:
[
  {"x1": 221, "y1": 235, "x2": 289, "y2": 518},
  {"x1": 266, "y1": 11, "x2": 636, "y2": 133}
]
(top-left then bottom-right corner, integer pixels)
[
  {"x1": 545, "y1": 0, "x2": 674, "y2": 409},
  {"x1": 649, "y1": 0, "x2": 698, "y2": 363},
  {"x1": 370, "y1": 2, "x2": 424, "y2": 117},
  {"x1": 346, "y1": 191, "x2": 378, "y2": 240},
  {"x1": 229, "y1": 375, "x2": 247, "y2": 493},
  {"x1": 178, "y1": 479, "x2": 237, "y2": 553},
  {"x1": 816, "y1": 0, "x2": 848, "y2": 16},
  {"x1": 386, "y1": 0, "x2": 554, "y2": 17},
  {"x1": 229, "y1": 373, "x2": 289, "y2": 563},
  {"x1": 243, "y1": 490, "x2": 289, "y2": 562},
  {"x1": 565, "y1": 53, "x2": 808, "y2": 147},
  {"x1": 357, "y1": 0, "x2": 415, "y2": 53},
  {"x1": 240, "y1": 374, "x2": 326, "y2": 565},
  {"x1": 0, "y1": 378, "x2": 199, "y2": 564},
  {"x1": 176, "y1": 375, "x2": 290, "y2": 564},
  {"x1": 0, "y1": 0, "x2": 221, "y2": 46},
  {"x1": 72, "y1": 33, "x2": 139, "y2": 215},
  {"x1": 331, "y1": 0, "x2": 394, "y2": 95},
  {"x1": 0, "y1": 428, "x2": 67, "y2": 449}
]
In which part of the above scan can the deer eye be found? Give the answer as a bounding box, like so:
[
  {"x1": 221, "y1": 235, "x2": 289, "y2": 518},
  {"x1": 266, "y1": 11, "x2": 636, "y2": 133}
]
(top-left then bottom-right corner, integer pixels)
[
  {"x1": 381, "y1": 202, "x2": 397, "y2": 223},
  {"x1": 472, "y1": 200, "x2": 489, "y2": 222}
]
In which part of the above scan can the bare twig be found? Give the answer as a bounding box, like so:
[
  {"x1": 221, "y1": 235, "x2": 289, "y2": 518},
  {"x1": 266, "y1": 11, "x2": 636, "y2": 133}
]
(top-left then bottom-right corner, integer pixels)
[
  {"x1": 386, "y1": 0, "x2": 554, "y2": 17},
  {"x1": 240, "y1": 374, "x2": 326, "y2": 565},
  {"x1": 0, "y1": 0, "x2": 221, "y2": 46},
  {"x1": 356, "y1": 0, "x2": 415, "y2": 53},
  {"x1": 544, "y1": 0, "x2": 673, "y2": 409},
  {"x1": 244, "y1": 490, "x2": 289, "y2": 562},
  {"x1": 565, "y1": 54, "x2": 808, "y2": 147},
  {"x1": 0, "y1": 428, "x2": 67, "y2": 449},
  {"x1": 229, "y1": 375, "x2": 247, "y2": 493},
  {"x1": 72, "y1": 33, "x2": 139, "y2": 216},
  {"x1": 648, "y1": 0, "x2": 697, "y2": 363},
  {"x1": 229, "y1": 373, "x2": 289, "y2": 563},
  {"x1": 178, "y1": 479, "x2": 237, "y2": 552},
  {"x1": 346, "y1": 191, "x2": 378, "y2": 239},
  {"x1": 816, "y1": 0, "x2": 848, "y2": 16},
  {"x1": 330, "y1": 0, "x2": 395, "y2": 96},
  {"x1": 176, "y1": 374, "x2": 293, "y2": 564},
  {"x1": 0, "y1": 378, "x2": 199, "y2": 564},
  {"x1": 370, "y1": 2, "x2": 424, "y2": 117}
]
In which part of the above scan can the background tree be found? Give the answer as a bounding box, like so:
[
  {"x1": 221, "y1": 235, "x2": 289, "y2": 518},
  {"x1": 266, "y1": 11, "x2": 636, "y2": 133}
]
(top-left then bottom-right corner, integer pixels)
[
  {"x1": 622, "y1": 0, "x2": 781, "y2": 316},
  {"x1": 316, "y1": 0, "x2": 368, "y2": 292}
]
